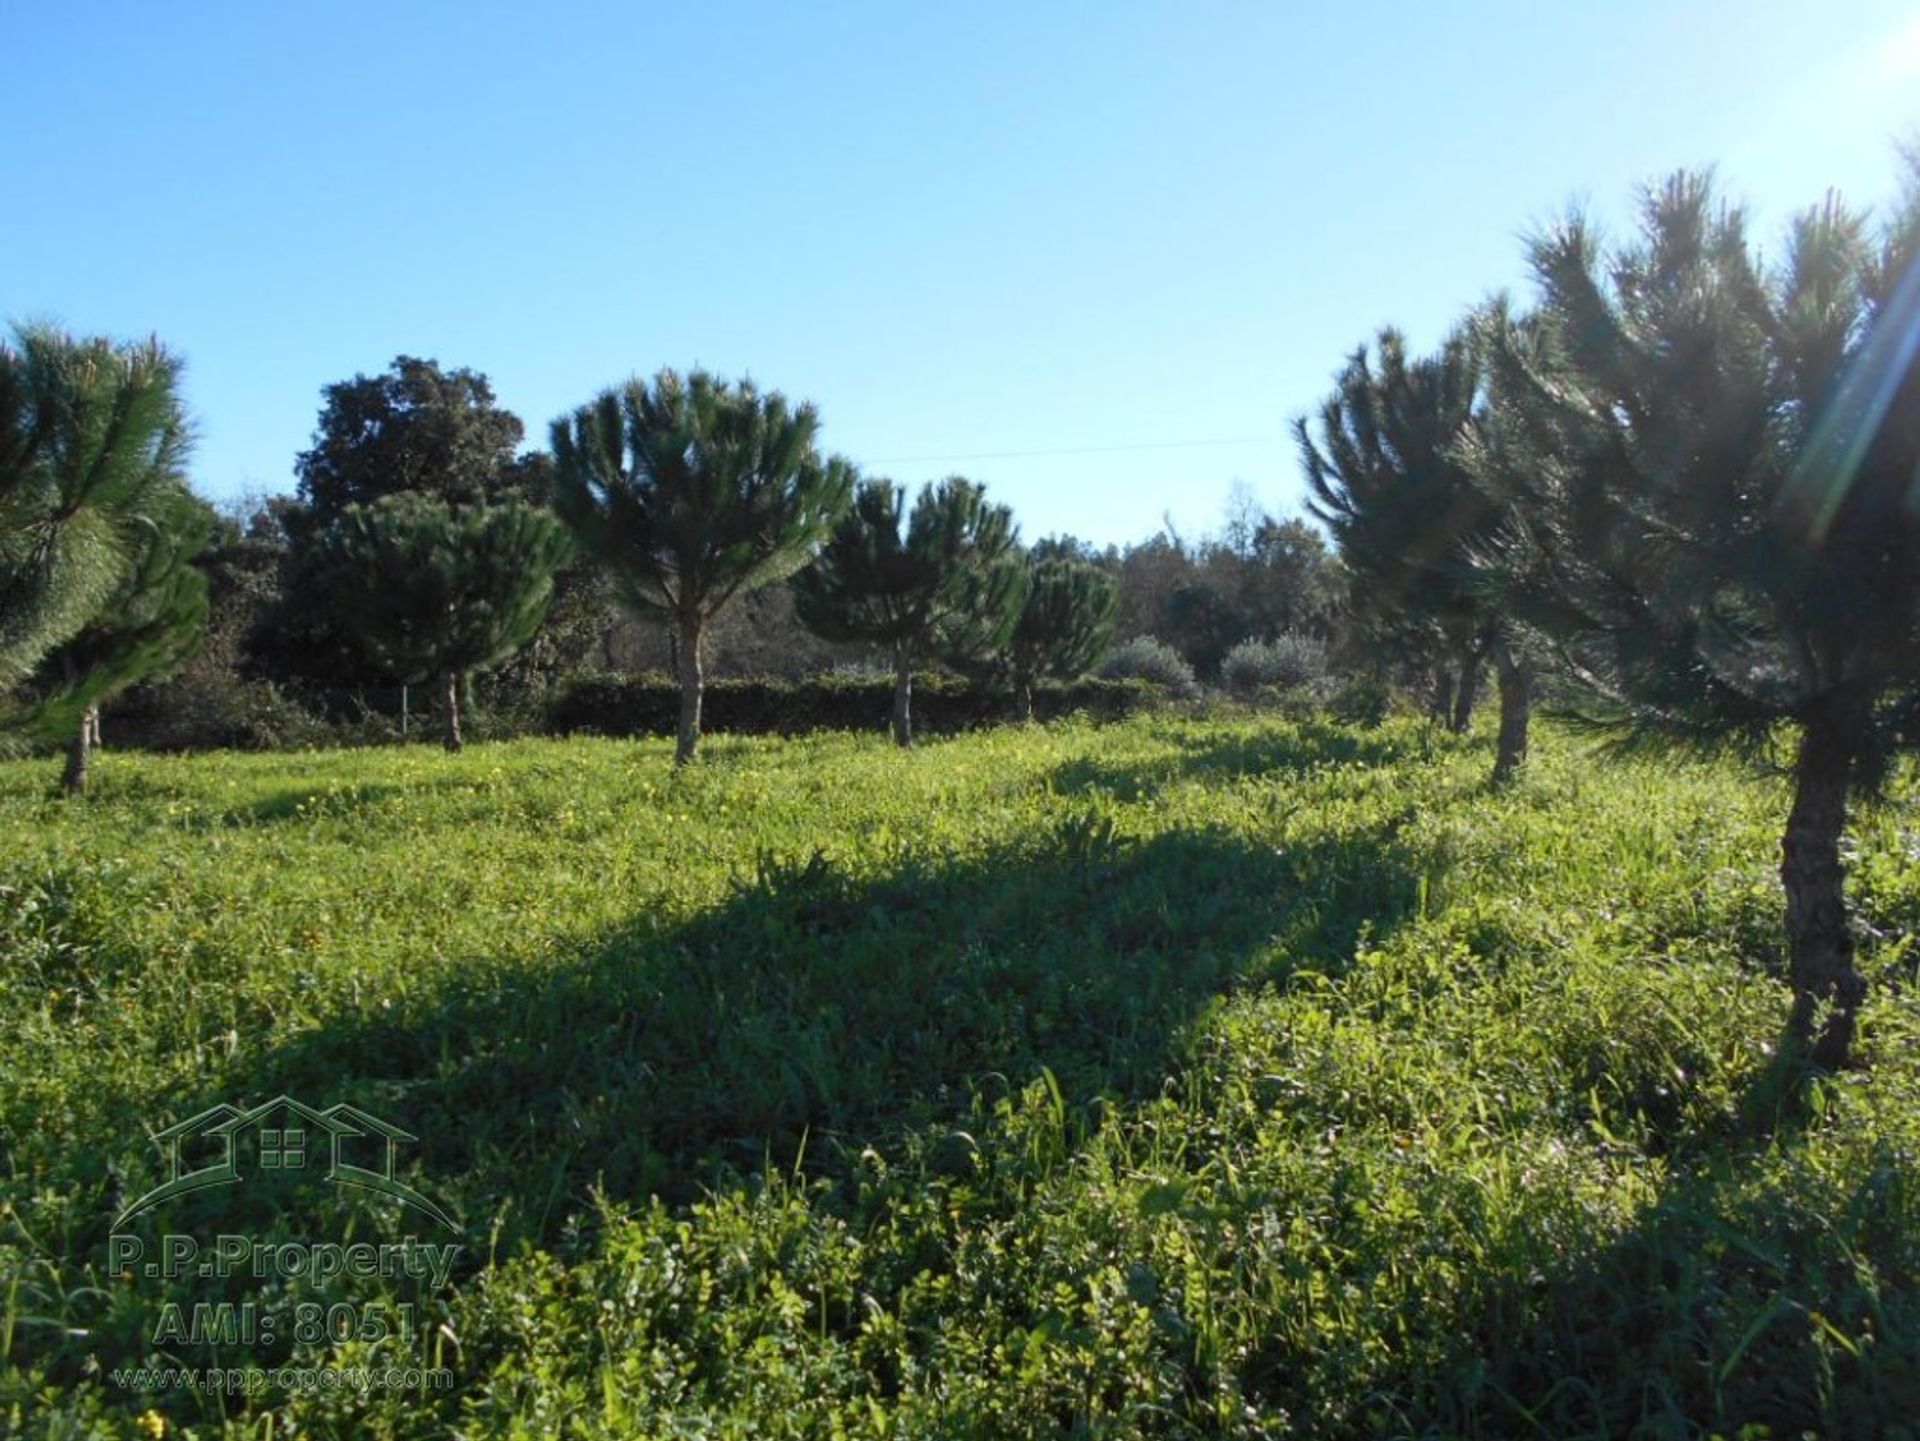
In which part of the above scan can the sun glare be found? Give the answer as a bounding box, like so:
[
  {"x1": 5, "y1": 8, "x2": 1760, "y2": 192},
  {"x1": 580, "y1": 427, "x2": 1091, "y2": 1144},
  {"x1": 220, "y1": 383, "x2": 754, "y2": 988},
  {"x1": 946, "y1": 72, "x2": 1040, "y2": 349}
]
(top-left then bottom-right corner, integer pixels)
[{"x1": 1874, "y1": 15, "x2": 1920, "y2": 77}]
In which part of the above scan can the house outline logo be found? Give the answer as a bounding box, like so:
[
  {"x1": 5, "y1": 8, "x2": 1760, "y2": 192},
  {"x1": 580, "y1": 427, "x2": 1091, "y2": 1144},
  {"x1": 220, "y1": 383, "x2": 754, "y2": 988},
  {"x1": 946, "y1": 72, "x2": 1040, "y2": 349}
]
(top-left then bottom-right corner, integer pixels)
[{"x1": 114, "y1": 1095, "x2": 456, "y2": 1231}]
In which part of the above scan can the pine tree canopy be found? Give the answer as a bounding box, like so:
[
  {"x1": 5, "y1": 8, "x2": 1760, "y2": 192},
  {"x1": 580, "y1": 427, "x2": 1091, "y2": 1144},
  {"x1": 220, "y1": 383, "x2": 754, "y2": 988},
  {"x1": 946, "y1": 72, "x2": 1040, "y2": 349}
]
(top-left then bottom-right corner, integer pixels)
[
  {"x1": 1008, "y1": 557, "x2": 1118, "y2": 686},
  {"x1": 549, "y1": 368, "x2": 856, "y2": 628},
  {"x1": 792, "y1": 475, "x2": 1023, "y2": 660},
  {"x1": 1462, "y1": 167, "x2": 1920, "y2": 774},
  {"x1": 0, "y1": 324, "x2": 194, "y2": 692},
  {"x1": 21, "y1": 485, "x2": 213, "y2": 741},
  {"x1": 318, "y1": 493, "x2": 572, "y2": 685},
  {"x1": 1295, "y1": 326, "x2": 1496, "y2": 656}
]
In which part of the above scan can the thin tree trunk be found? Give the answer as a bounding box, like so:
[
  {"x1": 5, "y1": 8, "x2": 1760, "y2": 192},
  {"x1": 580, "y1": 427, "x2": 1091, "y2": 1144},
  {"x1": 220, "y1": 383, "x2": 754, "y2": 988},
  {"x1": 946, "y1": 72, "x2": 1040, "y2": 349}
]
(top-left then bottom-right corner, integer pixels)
[
  {"x1": 87, "y1": 708, "x2": 102, "y2": 747},
  {"x1": 891, "y1": 646, "x2": 913, "y2": 748},
  {"x1": 1450, "y1": 644, "x2": 1481, "y2": 733},
  {"x1": 1780, "y1": 692, "x2": 1869, "y2": 1070},
  {"x1": 675, "y1": 615, "x2": 704, "y2": 765},
  {"x1": 440, "y1": 668, "x2": 463, "y2": 752},
  {"x1": 1491, "y1": 642, "x2": 1532, "y2": 786},
  {"x1": 62, "y1": 704, "x2": 97, "y2": 795},
  {"x1": 1016, "y1": 679, "x2": 1034, "y2": 723},
  {"x1": 1429, "y1": 666, "x2": 1455, "y2": 727}
]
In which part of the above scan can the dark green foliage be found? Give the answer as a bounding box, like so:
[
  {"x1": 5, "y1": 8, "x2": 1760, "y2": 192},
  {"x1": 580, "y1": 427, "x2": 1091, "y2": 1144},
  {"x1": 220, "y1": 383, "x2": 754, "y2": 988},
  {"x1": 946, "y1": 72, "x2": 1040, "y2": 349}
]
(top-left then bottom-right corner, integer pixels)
[
  {"x1": 1109, "y1": 514, "x2": 1345, "y2": 680},
  {"x1": 1467, "y1": 172, "x2": 1920, "y2": 758},
  {"x1": 293, "y1": 357, "x2": 529, "y2": 526},
  {"x1": 0, "y1": 326, "x2": 193, "y2": 692},
  {"x1": 106, "y1": 672, "x2": 325, "y2": 752},
  {"x1": 546, "y1": 671, "x2": 1160, "y2": 737},
  {"x1": 793, "y1": 477, "x2": 1023, "y2": 743},
  {"x1": 27, "y1": 488, "x2": 212, "y2": 788},
  {"x1": 1296, "y1": 327, "x2": 1499, "y2": 721},
  {"x1": 1224, "y1": 513, "x2": 1345, "y2": 642},
  {"x1": 793, "y1": 478, "x2": 1023, "y2": 653},
  {"x1": 269, "y1": 359, "x2": 542, "y2": 692},
  {"x1": 1464, "y1": 167, "x2": 1920, "y2": 1067},
  {"x1": 550, "y1": 367, "x2": 856, "y2": 762},
  {"x1": 316, "y1": 494, "x2": 570, "y2": 749},
  {"x1": 1004, "y1": 558, "x2": 1118, "y2": 716}
]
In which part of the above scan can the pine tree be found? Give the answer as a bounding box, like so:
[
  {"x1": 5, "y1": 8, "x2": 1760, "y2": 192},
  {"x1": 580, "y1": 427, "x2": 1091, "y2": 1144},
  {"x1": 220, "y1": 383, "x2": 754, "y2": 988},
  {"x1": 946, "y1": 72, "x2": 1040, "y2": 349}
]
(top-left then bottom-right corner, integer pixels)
[
  {"x1": 0, "y1": 325, "x2": 192, "y2": 696},
  {"x1": 550, "y1": 368, "x2": 854, "y2": 763},
  {"x1": 1295, "y1": 326, "x2": 1536, "y2": 779},
  {"x1": 31, "y1": 487, "x2": 212, "y2": 792},
  {"x1": 1464, "y1": 168, "x2": 1920, "y2": 1070},
  {"x1": 793, "y1": 477, "x2": 1022, "y2": 745},
  {"x1": 319, "y1": 494, "x2": 571, "y2": 751},
  {"x1": 1004, "y1": 558, "x2": 1118, "y2": 719}
]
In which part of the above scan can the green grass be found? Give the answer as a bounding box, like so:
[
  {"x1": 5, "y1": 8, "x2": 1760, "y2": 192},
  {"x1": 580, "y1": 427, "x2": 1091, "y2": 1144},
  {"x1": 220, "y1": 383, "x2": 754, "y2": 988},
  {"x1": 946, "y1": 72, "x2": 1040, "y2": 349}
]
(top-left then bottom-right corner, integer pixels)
[{"x1": 2, "y1": 715, "x2": 1918, "y2": 1437}]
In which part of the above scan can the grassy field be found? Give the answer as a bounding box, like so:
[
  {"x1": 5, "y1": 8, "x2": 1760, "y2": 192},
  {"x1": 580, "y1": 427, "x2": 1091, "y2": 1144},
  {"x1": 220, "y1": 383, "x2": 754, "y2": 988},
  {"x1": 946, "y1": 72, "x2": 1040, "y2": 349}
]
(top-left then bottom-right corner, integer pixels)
[{"x1": 2, "y1": 714, "x2": 1919, "y2": 1438}]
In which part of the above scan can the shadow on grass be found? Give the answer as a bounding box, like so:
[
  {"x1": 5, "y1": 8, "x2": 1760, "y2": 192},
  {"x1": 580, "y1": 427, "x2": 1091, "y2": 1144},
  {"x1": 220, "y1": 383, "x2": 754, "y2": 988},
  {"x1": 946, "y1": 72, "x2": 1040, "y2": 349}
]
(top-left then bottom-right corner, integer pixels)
[
  {"x1": 190, "y1": 804, "x2": 1429, "y2": 1245},
  {"x1": 216, "y1": 782, "x2": 407, "y2": 826},
  {"x1": 1422, "y1": 1133, "x2": 1920, "y2": 1439},
  {"x1": 1048, "y1": 718, "x2": 1439, "y2": 800}
]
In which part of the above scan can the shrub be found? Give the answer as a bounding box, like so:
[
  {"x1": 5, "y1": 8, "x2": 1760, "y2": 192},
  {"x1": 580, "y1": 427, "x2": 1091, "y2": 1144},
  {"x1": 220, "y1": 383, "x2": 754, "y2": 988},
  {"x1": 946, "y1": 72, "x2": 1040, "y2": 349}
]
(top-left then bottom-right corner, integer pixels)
[
  {"x1": 1328, "y1": 672, "x2": 1394, "y2": 728},
  {"x1": 1097, "y1": 635, "x2": 1198, "y2": 698},
  {"x1": 107, "y1": 674, "x2": 326, "y2": 751},
  {"x1": 546, "y1": 672, "x2": 1158, "y2": 738},
  {"x1": 1220, "y1": 633, "x2": 1329, "y2": 698}
]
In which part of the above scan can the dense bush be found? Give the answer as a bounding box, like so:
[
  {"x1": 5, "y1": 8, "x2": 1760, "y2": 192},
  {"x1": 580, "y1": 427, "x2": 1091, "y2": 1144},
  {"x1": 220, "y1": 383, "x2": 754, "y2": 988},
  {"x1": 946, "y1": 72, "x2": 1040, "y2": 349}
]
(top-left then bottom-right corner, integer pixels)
[
  {"x1": 1327, "y1": 670, "x2": 1395, "y2": 728},
  {"x1": 1097, "y1": 634, "x2": 1198, "y2": 697},
  {"x1": 105, "y1": 673, "x2": 327, "y2": 751},
  {"x1": 547, "y1": 670, "x2": 1160, "y2": 738},
  {"x1": 1219, "y1": 632, "x2": 1329, "y2": 697}
]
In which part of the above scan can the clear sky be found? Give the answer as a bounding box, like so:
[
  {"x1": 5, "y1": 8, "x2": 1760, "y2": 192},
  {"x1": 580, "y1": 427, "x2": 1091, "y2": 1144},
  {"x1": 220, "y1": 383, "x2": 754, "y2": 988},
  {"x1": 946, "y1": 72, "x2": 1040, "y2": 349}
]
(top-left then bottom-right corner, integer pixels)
[{"x1": 5, "y1": 1, "x2": 1916, "y2": 548}]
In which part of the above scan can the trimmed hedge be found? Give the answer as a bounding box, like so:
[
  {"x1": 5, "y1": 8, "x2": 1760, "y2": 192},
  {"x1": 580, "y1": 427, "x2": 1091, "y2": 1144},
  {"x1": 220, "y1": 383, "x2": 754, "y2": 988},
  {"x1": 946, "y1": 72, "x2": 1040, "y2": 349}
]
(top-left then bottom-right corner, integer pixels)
[{"x1": 546, "y1": 671, "x2": 1161, "y2": 738}]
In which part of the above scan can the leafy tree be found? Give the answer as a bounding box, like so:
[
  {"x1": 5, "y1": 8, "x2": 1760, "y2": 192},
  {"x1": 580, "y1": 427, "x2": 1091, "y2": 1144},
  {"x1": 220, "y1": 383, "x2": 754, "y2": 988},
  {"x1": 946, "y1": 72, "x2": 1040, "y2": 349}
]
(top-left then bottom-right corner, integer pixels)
[
  {"x1": 1463, "y1": 168, "x2": 1920, "y2": 1070},
  {"x1": 1295, "y1": 327, "x2": 1534, "y2": 777},
  {"x1": 33, "y1": 488, "x2": 212, "y2": 791},
  {"x1": 266, "y1": 358, "x2": 539, "y2": 692},
  {"x1": 294, "y1": 356, "x2": 529, "y2": 525},
  {"x1": 1004, "y1": 557, "x2": 1118, "y2": 719},
  {"x1": 318, "y1": 494, "x2": 570, "y2": 751},
  {"x1": 793, "y1": 477, "x2": 1022, "y2": 745},
  {"x1": 1160, "y1": 578, "x2": 1241, "y2": 679},
  {"x1": 550, "y1": 368, "x2": 855, "y2": 763},
  {"x1": 0, "y1": 325, "x2": 192, "y2": 694},
  {"x1": 1224, "y1": 515, "x2": 1345, "y2": 643},
  {"x1": 1104, "y1": 510, "x2": 1344, "y2": 682}
]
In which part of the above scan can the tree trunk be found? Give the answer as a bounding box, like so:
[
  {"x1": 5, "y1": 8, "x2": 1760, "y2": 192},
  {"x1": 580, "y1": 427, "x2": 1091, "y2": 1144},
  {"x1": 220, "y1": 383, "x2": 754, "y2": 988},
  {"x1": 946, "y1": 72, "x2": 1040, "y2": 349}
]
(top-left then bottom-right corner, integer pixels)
[
  {"x1": 440, "y1": 668, "x2": 463, "y2": 752},
  {"x1": 675, "y1": 615, "x2": 704, "y2": 765},
  {"x1": 62, "y1": 704, "x2": 97, "y2": 795},
  {"x1": 1450, "y1": 644, "x2": 1480, "y2": 733},
  {"x1": 1491, "y1": 642, "x2": 1532, "y2": 786},
  {"x1": 1429, "y1": 667, "x2": 1456, "y2": 727},
  {"x1": 891, "y1": 647, "x2": 913, "y2": 748},
  {"x1": 87, "y1": 708, "x2": 102, "y2": 748},
  {"x1": 1016, "y1": 677, "x2": 1034, "y2": 723},
  {"x1": 1780, "y1": 692, "x2": 1869, "y2": 1070}
]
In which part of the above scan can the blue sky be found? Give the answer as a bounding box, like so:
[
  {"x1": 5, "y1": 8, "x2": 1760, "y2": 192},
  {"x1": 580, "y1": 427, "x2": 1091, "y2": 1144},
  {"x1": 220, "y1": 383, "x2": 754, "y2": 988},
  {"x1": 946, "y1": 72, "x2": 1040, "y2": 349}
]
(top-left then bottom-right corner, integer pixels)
[{"x1": 5, "y1": 2, "x2": 1916, "y2": 547}]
